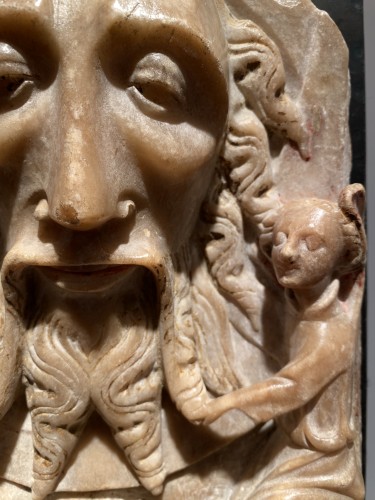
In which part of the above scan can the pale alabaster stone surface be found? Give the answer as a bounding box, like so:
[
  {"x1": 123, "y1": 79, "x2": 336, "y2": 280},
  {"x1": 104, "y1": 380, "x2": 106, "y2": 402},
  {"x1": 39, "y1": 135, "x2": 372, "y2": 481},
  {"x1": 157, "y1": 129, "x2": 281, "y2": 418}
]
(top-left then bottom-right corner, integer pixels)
[{"x1": 0, "y1": 0, "x2": 366, "y2": 499}]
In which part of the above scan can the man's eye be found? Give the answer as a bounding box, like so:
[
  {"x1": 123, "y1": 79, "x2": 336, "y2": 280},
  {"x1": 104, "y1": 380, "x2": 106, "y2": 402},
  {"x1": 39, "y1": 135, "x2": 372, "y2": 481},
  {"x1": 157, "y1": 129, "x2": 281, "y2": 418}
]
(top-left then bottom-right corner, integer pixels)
[
  {"x1": 0, "y1": 44, "x2": 35, "y2": 111},
  {"x1": 128, "y1": 53, "x2": 187, "y2": 118},
  {"x1": 0, "y1": 69, "x2": 34, "y2": 111},
  {"x1": 132, "y1": 81, "x2": 184, "y2": 110},
  {"x1": 0, "y1": 73, "x2": 31, "y2": 95}
]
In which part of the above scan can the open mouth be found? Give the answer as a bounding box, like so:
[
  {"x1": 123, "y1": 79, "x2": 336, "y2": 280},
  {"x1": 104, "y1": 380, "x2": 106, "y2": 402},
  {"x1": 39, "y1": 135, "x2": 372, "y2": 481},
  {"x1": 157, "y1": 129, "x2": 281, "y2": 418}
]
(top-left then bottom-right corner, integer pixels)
[{"x1": 37, "y1": 264, "x2": 137, "y2": 293}]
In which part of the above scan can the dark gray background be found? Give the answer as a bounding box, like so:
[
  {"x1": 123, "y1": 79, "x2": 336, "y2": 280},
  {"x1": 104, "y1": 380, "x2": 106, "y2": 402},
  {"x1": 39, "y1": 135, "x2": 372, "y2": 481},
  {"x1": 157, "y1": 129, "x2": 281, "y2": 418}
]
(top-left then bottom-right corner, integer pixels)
[{"x1": 364, "y1": 0, "x2": 374, "y2": 495}]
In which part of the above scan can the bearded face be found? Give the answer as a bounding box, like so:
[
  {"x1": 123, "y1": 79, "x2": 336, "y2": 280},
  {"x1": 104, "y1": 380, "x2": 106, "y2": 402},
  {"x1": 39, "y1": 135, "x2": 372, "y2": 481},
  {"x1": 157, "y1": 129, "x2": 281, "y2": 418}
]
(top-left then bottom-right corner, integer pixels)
[{"x1": 0, "y1": 0, "x2": 229, "y2": 497}]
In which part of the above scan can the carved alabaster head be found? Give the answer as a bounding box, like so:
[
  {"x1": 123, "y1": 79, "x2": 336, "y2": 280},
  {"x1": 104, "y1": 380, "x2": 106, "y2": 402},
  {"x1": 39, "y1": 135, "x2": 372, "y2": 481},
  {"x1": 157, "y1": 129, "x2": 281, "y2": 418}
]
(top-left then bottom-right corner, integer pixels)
[
  {"x1": 271, "y1": 184, "x2": 366, "y2": 290},
  {"x1": 0, "y1": 0, "x2": 315, "y2": 498}
]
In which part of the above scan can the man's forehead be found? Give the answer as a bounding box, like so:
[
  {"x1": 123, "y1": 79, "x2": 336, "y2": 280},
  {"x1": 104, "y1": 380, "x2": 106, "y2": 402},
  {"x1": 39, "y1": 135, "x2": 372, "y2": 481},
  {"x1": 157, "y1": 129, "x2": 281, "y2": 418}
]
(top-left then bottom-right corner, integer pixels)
[
  {"x1": 109, "y1": 0, "x2": 227, "y2": 60},
  {"x1": 112, "y1": 0, "x2": 219, "y2": 25},
  {"x1": 0, "y1": 0, "x2": 227, "y2": 71},
  {"x1": 0, "y1": 0, "x2": 225, "y2": 42}
]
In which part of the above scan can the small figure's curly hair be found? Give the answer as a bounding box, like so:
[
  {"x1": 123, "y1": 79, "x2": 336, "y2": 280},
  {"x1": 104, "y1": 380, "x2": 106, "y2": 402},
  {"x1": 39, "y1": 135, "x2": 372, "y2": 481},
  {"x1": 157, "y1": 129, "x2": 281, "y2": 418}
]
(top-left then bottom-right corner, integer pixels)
[{"x1": 338, "y1": 183, "x2": 367, "y2": 273}]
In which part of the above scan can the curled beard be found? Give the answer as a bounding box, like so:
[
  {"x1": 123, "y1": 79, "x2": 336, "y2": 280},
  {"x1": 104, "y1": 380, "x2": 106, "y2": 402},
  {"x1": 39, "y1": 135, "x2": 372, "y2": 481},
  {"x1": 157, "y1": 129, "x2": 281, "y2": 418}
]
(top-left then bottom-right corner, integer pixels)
[
  {"x1": 0, "y1": 268, "x2": 25, "y2": 422},
  {"x1": 21, "y1": 273, "x2": 165, "y2": 499}
]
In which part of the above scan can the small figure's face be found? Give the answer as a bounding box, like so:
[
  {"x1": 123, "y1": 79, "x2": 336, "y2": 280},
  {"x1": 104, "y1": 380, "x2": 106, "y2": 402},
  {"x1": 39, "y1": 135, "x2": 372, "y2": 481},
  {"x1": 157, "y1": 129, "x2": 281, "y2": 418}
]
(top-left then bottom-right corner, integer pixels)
[
  {"x1": 0, "y1": 0, "x2": 228, "y2": 293},
  {"x1": 271, "y1": 205, "x2": 343, "y2": 289}
]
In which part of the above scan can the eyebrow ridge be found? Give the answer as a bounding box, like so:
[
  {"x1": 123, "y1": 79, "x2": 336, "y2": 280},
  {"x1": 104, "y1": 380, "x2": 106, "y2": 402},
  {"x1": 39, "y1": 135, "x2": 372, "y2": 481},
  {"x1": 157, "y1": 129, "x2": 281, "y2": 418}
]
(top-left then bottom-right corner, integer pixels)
[{"x1": 107, "y1": 10, "x2": 225, "y2": 75}]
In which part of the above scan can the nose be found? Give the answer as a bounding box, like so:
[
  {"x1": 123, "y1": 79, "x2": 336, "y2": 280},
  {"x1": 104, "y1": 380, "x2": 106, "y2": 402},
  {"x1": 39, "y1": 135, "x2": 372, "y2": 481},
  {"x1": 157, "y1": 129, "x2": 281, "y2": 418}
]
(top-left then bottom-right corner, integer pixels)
[
  {"x1": 38, "y1": 63, "x2": 133, "y2": 231},
  {"x1": 46, "y1": 119, "x2": 115, "y2": 230},
  {"x1": 279, "y1": 241, "x2": 297, "y2": 263}
]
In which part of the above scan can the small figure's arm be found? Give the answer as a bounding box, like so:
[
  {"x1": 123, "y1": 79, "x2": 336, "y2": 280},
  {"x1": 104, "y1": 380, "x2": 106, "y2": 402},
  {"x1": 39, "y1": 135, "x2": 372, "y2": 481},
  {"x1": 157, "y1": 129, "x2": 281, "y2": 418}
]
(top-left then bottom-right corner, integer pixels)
[{"x1": 201, "y1": 315, "x2": 353, "y2": 425}]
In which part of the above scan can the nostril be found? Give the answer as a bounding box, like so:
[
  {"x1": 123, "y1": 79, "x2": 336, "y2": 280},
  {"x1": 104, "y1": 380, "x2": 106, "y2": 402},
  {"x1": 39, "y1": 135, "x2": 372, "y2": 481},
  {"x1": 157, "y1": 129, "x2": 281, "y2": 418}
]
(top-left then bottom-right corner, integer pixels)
[
  {"x1": 33, "y1": 199, "x2": 50, "y2": 222},
  {"x1": 117, "y1": 200, "x2": 136, "y2": 219},
  {"x1": 34, "y1": 200, "x2": 81, "y2": 226},
  {"x1": 287, "y1": 254, "x2": 296, "y2": 264}
]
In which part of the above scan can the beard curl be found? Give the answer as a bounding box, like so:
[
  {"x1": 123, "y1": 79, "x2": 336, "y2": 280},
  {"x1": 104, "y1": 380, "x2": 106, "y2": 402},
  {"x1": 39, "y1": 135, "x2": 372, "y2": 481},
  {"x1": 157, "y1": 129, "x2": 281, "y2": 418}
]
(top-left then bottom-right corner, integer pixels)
[
  {"x1": 160, "y1": 244, "x2": 243, "y2": 424},
  {"x1": 20, "y1": 273, "x2": 165, "y2": 499},
  {"x1": 90, "y1": 297, "x2": 165, "y2": 496},
  {"x1": 0, "y1": 239, "x2": 78, "y2": 427},
  {"x1": 23, "y1": 316, "x2": 91, "y2": 500},
  {"x1": 0, "y1": 251, "x2": 28, "y2": 423}
]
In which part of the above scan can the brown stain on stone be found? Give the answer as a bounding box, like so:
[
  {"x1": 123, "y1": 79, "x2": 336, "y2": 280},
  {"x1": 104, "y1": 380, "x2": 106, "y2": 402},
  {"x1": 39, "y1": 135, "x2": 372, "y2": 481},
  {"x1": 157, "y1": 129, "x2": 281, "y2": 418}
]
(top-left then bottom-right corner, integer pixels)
[{"x1": 56, "y1": 203, "x2": 80, "y2": 225}]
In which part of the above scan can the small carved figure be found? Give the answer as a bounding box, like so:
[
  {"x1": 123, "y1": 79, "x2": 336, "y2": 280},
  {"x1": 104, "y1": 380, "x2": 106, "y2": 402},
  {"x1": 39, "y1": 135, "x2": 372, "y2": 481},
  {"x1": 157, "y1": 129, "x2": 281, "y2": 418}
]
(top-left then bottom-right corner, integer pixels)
[{"x1": 197, "y1": 183, "x2": 366, "y2": 498}]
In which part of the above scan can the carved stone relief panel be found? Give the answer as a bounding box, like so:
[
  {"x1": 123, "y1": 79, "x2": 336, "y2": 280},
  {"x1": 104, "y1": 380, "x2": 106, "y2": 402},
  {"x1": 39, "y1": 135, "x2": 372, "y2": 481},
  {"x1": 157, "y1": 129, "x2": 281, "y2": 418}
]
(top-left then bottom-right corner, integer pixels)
[{"x1": 0, "y1": 0, "x2": 366, "y2": 499}]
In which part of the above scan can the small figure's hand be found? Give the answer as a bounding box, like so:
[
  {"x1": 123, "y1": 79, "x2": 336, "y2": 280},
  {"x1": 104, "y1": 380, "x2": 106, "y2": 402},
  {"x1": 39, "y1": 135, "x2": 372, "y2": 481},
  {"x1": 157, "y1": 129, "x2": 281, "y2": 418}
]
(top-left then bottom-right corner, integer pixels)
[
  {"x1": 202, "y1": 394, "x2": 238, "y2": 425},
  {"x1": 179, "y1": 398, "x2": 212, "y2": 425},
  {"x1": 202, "y1": 391, "x2": 261, "y2": 427},
  {"x1": 180, "y1": 395, "x2": 238, "y2": 425},
  {"x1": 185, "y1": 405, "x2": 210, "y2": 425}
]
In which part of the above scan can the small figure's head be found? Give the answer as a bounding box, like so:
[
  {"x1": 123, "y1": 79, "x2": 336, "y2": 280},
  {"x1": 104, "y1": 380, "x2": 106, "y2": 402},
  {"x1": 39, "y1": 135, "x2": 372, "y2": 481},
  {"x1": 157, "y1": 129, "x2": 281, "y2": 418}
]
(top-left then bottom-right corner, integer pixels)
[{"x1": 271, "y1": 184, "x2": 366, "y2": 290}]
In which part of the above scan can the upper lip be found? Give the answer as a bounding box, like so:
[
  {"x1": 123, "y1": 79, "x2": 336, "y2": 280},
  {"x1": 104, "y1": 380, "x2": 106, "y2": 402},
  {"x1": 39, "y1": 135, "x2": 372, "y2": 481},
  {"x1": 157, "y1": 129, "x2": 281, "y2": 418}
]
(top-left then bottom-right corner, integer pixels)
[{"x1": 40, "y1": 264, "x2": 133, "y2": 275}]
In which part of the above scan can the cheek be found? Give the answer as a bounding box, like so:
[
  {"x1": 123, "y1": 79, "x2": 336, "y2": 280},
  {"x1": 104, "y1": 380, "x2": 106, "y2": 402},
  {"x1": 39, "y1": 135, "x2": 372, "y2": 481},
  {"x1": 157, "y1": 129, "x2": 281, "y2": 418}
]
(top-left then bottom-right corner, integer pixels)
[
  {"x1": 302, "y1": 250, "x2": 334, "y2": 281},
  {"x1": 114, "y1": 105, "x2": 220, "y2": 180},
  {"x1": 113, "y1": 105, "x2": 223, "y2": 247},
  {"x1": 0, "y1": 95, "x2": 53, "y2": 245}
]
